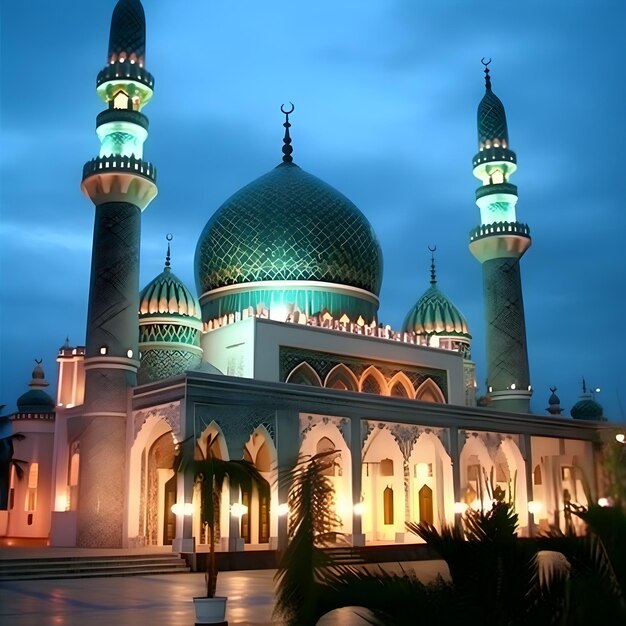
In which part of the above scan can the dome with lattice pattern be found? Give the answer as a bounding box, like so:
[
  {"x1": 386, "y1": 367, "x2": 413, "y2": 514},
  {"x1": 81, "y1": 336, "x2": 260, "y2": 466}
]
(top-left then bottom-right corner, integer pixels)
[{"x1": 195, "y1": 161, "x2": 383, "y2": 323}]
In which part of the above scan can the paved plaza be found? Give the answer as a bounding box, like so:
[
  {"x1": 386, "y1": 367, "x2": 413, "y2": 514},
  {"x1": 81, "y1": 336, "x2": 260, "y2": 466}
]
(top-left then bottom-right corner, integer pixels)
[{"x1": 0, "y1": 560, "x2": 448, "y2": 625}]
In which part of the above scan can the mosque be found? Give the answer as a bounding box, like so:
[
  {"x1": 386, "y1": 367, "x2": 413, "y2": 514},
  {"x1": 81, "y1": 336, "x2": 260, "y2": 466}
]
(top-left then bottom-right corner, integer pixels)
[{"x1": 0, "y1": 0, "x2": 609, "y2": 551}]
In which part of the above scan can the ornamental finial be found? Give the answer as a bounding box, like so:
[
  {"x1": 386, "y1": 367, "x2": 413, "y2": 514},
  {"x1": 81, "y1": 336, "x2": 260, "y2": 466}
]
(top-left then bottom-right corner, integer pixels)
[
  {"x1": 165, "y1": 233, "x2": 173, "y2": 270},
  {"x1": 281, "y1": 102, "x2": 295, "y2": 164},
  {"x1": 428, "y1": 245, "x2": 437, "y2": 285},
  {"x1": 481, "y1": 57, "x2": 492, "y2": 91}
]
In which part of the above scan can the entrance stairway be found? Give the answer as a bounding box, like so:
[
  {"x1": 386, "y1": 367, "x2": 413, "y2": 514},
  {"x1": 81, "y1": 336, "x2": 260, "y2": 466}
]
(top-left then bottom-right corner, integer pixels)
[{"x1": 0, "y1": 552, "x2": 190, "y2": 581}]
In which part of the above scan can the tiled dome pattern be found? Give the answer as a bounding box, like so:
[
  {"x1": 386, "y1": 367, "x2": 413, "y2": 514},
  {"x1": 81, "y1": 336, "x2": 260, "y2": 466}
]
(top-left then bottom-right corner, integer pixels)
[
  {"x1": 478, "y1": 88, "x2": 509, "y2": 147},
  {"x1": 108, "y1": 0, "x2": 146, "y2": 60},
  {"x1": 403, "y1": 285, "x2": 471, "y2": 338},
  {"x1": 139, "y1": 268, "x2": 200, "y2": 319},
  {"x1": 195, "y1": 162, "x2": 383, "y2": 297}
]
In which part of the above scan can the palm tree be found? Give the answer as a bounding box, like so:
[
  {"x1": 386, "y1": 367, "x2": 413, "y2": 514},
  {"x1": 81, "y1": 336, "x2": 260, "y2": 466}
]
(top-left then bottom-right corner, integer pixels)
[{"x1": 178, "y1": 433, "x2": 268, "y2": 598}]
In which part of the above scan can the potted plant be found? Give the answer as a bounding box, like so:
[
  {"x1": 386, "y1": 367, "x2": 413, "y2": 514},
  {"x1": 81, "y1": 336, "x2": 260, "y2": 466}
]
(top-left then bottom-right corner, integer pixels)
[{"x1": 179, "y1": 433, "x2": 268, "y2": 625}]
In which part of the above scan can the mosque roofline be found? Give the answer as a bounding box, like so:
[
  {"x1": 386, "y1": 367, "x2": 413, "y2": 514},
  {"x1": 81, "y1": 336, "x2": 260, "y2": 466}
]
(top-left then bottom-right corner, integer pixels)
[{"x1": 131, "y1": 368, "x2": 610, "y2": 442}]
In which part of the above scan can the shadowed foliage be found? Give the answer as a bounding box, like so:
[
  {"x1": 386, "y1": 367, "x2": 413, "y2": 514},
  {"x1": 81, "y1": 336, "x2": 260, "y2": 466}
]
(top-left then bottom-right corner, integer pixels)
[{"x1": 178, "y1": 433, "x2": 268, "y2": 598}]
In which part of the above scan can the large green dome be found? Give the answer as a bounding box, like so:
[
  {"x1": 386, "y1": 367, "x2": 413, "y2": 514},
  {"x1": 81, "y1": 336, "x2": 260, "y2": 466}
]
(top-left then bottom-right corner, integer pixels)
[{"x1": 195, "y1": 161, "x2": 383, "y2": 323}]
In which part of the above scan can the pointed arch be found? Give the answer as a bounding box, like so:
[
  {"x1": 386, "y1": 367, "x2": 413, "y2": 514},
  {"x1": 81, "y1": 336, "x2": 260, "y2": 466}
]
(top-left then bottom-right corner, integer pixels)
[
  {"x1": 196, "y1": 421, "x2": 229, "y2": 461},
  {"x1": 415, "y1": 378, "x2": 445, "y2": 403},
  {"x1": 388, "y1": 372, "x2": 415, "y2": 399},
  {"x1": 286, "y1": 362, "x2": 322, "y2": 387},
  {"x1": 360, "y1": 366, "x2": 388, "y2": 396},
  {"x1": 325, "y1": 363, "x2": 359, "y2": 392}
]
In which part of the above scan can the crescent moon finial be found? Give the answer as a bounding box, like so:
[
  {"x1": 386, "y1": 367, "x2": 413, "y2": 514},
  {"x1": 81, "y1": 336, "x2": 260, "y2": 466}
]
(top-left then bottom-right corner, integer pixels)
[
  {"x1": 165, "y1": 233, "x2": 173, "y2": 269},
  {"x1": 280, "y1": 102, "x2": 295, "y2": 163},
  {"x1": 428, "y1": 246, "x2": 437, "y2": 285},
  {"x1": 481, "y1": 58, "x2": 492, "y2": 89},
  {"x1": 35, "y1": 358, "x2": 42, "y2": 365}
]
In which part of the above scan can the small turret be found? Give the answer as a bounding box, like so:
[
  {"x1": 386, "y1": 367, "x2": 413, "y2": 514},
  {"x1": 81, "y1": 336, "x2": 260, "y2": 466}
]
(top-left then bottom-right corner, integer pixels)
[
  {"x1": 546, "y1": 386, "x2": 564, "y2": 415},
  {"x1": 571, "y1": 379, "x2": 605, "y2": 421},
  {"x1": 16, "y1": 360, "x2": 55, "y2": 413}
]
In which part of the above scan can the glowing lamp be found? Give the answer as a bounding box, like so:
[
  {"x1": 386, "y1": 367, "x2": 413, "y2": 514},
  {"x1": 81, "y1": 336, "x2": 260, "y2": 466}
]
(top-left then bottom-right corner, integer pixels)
[
  {"x1": 510, "y1": 383, "x2": 516, "y2": 390},
  {"x1": 616, "y1": 433, "x2": 625, "y2": 444},
  {"x1": 353, "y1": 502, "x2": 365, "y2": 516},
  {"x1": 527, "y1": 501, "x2": 542, "y2": 515},
  {"x1": 126, "y1": 349, "x2": 133, "y2": 358},
  {"x1": 597, "y1": 498, "x2": 610, "y2": 508},
  {"x1": 99, "y1": 346, "x2": 107, "y2": 355},
  {"x1": 171, "y1": 502, "x2": 193, "y2": 516},
  {"x1": 230, "y1": 502, "x2": 248, "y2": 518},
  {"x1": 454, "y1": 502, "x2": 468, "y2": 515},
  {"x1": 277, "y1": 503, "x2": 289, "y2": 517}
]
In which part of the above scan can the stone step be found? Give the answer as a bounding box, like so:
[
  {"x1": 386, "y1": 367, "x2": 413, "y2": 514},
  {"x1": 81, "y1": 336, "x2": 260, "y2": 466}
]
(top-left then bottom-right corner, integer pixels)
[{"x1": 0, "y1": 554, "x2": 190, "y2": 581}]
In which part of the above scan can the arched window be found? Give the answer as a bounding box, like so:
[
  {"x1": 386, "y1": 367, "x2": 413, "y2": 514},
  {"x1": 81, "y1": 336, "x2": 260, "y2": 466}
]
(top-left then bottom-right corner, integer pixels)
[
  {"x1": 112, "y1": 90, "x2": 129, "y2": 110},
  {"x1": 533, "y1": 464, "x2": 542, "y2": 485},
  {"x1": 26, "y1": 463, "x2": 39, "y2": 512},
  {"x1": 325, "y1": 364, "x2": 358, "y2": 392},
  {"x1": 286, "y1": 362, "x2": 322, "y2": 387},
  {"x1": 316, "y1": 437, "x2": 337, "y2": 476},
  {"x1": 415, "y1": 378, "x2": 445, "y2": 403},
  {"x1": 383, "y1": 486, "x2": 394, "y2": 525}
]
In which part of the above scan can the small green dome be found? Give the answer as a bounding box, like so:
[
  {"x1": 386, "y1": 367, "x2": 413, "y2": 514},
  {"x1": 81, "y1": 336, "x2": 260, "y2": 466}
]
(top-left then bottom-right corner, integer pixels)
[
  {"x1": 139, "y1": 267, "x2": 201, "y2": 320},
  {"x1": 16, "y1": 361, "x2": 54, "y2": 413},
  {"x1": 571, "y1": 397, "x2": 604, "y2": 421},
  {"x1": 17, "y1": 389, "x2": 54, "y2": 413},
  {"x1": 403, "y1": 284, "x2": 471, "y2": 338},
  {"x1": 195, "y1": 161, "x2": 383, "y2": 322}
]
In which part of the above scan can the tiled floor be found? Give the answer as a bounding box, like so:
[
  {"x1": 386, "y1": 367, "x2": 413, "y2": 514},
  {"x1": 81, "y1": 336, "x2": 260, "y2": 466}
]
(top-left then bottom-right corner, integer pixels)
[
  {"x1": 0, "y1": 560, "x2": 448, "y2": 625},
  {"x1": 0, "y1": 570, "x2": 275, "y2": 625}
]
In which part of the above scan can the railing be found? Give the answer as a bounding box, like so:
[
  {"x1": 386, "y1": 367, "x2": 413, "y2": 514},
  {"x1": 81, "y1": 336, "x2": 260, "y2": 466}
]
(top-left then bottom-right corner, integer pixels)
[
  {"x1": 472, "y1": 147, "x2": 517, "y2": 167},
  {"x1": 82, "y1": 155, "x2": 157, "y2": 183},
  {"x1": 96, "y1": 62, "x2": 155, "y2": 89},
  {"x1": 469, "y1": 221, "x2": 531, "y2": 242},
  {"x1": 96, "y1": 108, "x2": 149, "y2": 131}
]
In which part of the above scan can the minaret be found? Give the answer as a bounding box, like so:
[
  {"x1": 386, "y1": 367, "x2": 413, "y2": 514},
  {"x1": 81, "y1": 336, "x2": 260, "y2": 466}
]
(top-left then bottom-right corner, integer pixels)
[
  {"x1": 78, "y1": 0, "x2": 157, "y2": 547},
  {"x1": 469, "y1": 60, "x2": 531, "y2": 413}
]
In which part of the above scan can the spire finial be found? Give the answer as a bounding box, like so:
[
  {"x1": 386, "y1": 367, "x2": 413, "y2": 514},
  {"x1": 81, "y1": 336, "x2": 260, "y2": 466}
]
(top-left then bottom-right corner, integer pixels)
[
  {"x1": 481, "y1": 57, "x2": 492, "y2": 91},
  {"x1": 428, "y1": 245, "x2": 437, "y2": 285},
  {"x1": 582, "y1": 377, "x2": 587, "y2": 394},
  {"x1": 281, "y1": 102, "x2": 295, "y2": 164},
  {"x1": 165, "y1": 233, "x2": 173, "y2": 270}
]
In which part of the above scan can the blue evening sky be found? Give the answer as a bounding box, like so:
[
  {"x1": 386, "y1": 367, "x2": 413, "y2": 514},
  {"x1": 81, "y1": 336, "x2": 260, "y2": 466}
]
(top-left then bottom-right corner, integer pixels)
[{"x1": 1, "y1": 1, "x2": 624, "y2": 419}]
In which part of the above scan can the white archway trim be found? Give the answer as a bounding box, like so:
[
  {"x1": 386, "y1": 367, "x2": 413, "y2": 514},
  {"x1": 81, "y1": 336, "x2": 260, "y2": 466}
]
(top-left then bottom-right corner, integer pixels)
[
  {"x1": 388, "y1": 372, "x2": 415, "y2": 399},
  {"x1": 359, "y1": 366, "x2": 389, "y2": 396},
  {"x1": 415, "y1": 378, "x2": 445, "y2": 404},
  {"x1": 286, "y1": 362, "x2": 322, "y2": 387},
  {"x1": 325, "y1": 363, "x2": 359, "y2": 392}
]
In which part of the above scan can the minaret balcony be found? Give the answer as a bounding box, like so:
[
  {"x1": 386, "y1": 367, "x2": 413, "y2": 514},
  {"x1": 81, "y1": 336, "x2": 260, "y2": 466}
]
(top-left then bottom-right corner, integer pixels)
[
  {"x1": 81, "y1": 155, "x2": 158, "y2": 211},
  {"x1": 469, "y1": 221, "x2": 531, "y2": 262},
  {"x1": 96, "y1": 108, "x2": 149, "y2": 132},
  {"x1": 470, "y1": 221, "x2": 530, "y2": 241},
  {"x1": 97, "y1": 62, "x2": 154, "y2": 90},
  {"x1": 83, "y1": 155, "x2": 157, "y2": 184}
]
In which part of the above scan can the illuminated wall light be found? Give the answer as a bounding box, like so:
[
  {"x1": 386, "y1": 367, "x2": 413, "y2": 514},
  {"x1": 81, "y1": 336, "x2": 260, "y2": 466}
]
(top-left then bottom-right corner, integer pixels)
[
  {"x1": 171, "y1": 502, "x2": 194, "y2": 516},
  {"x1": 616, "y1": 433, "x2": 625, "y2": 444},
  {"x1": 527, "y1": 500, "x2": 542, "y2": 515},
  {"x1": 353, "y1": 502, "x2": 365, "y2": 516},
  {"x1": 488, "y1": 386, "x2": 493, "y2": 392},
  {"x1": 597, "y1": 497, "x2": 610, "y2": 507},
  {"x1": 230, "y1": 502, "x2": 248, "y2": 518},
  {"x1": 99, "y1": 346, "x2": 107, "y2": 355},
  {"x1": 453, "y1": 502, "x2": 468, "y2": 514},
  {"x1": 126, "y1": 349, "x2": 133, "y2": 358},
  {"x1": 510, "y1": 383, "x2": 516, "y2": 390},
  {"x1": 277, "y1": 503, "x2": 289, "y2": 517}
]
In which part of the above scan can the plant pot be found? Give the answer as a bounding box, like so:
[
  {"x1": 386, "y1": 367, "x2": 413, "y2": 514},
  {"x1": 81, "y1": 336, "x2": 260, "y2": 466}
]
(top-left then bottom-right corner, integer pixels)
[{"x1": 193, "y1": 596, "x2": 228, "y2": 625}]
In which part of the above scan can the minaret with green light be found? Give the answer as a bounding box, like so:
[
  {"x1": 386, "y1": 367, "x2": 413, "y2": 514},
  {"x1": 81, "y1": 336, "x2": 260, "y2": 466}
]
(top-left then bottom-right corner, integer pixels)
[
  {"x1": 469, "y1": 60, "x2": 532, "y2": 413},
  {"x1": 78, "y1": 0, "x2": 157, "y2": 547}
]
